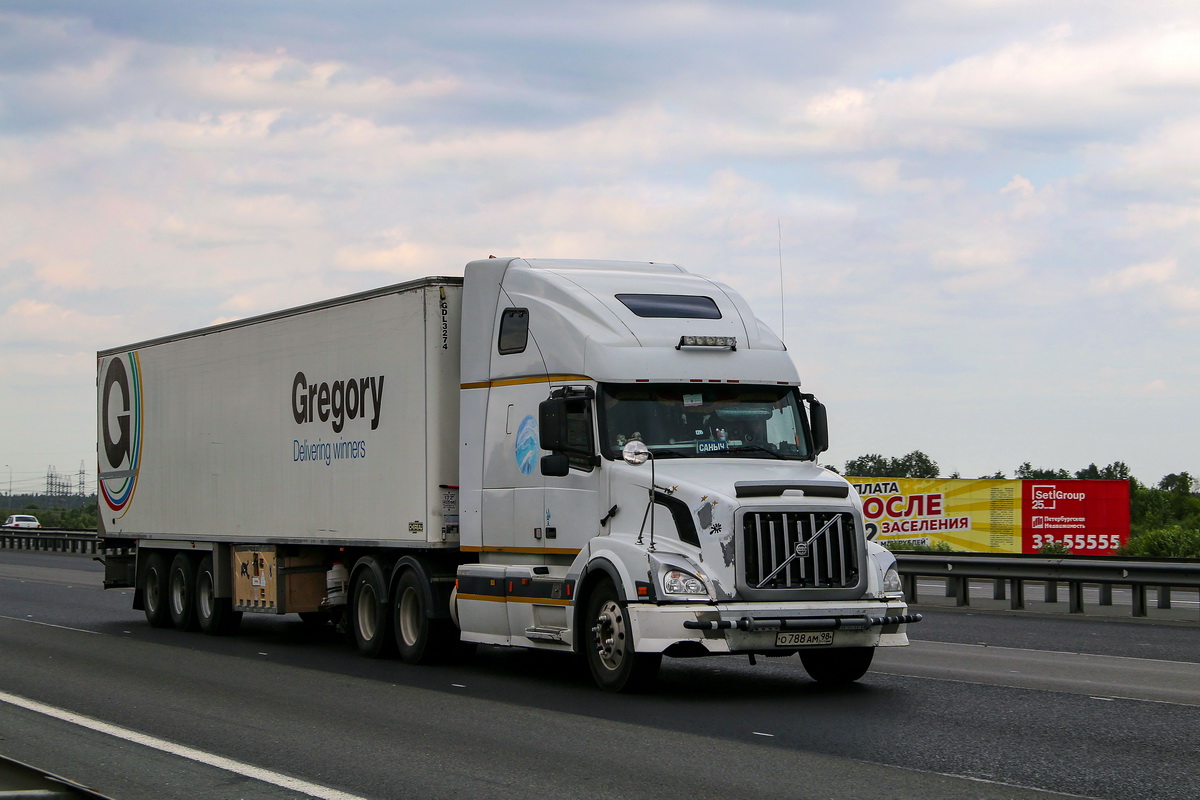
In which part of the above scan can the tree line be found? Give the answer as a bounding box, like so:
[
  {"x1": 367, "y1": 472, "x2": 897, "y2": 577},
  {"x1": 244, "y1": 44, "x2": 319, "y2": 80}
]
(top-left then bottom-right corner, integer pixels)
[
  {"x1": 838, "y1": 451, "x2": 1200, "y2": 557},
  {"x1": 2, "y1": 496, "x2": 99, "y2": 531}
]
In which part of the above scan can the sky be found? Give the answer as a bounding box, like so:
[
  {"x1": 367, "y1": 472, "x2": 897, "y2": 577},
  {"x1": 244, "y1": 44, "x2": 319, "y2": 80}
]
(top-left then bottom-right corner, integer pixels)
[{"x1": 2, "y1": 1, "x2": 1199, "y2": 496}]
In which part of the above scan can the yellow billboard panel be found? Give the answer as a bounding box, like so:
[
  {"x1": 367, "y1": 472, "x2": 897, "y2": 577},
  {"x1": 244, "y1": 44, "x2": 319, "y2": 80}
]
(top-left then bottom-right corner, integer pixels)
[{"x1": 848, "y1": 478, "x2": 1022, "y2": 553}]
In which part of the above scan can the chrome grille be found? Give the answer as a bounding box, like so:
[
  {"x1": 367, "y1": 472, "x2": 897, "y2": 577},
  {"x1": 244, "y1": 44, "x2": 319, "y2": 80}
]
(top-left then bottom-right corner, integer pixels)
[{"x1": 742, "y1": 511, "x2": 859, "y2": 590}]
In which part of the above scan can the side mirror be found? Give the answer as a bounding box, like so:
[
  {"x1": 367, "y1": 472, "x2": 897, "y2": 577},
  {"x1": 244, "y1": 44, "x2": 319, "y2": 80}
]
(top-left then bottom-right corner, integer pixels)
[
  {"x1": 538, "y1": 394, "x2": 596, "y2": 460},
  {"x1": 538, "y1": 397, "x2": 570, "y2": 452},
  {"x1": 540, "y1": 453, "x2": 570, "y2": 477},
  {"x1": 622, "y1": 439, "x2": 650, "y2": 466},
  {"x1": 806, "y1": 397, "x2": 829, "y2": 455}
]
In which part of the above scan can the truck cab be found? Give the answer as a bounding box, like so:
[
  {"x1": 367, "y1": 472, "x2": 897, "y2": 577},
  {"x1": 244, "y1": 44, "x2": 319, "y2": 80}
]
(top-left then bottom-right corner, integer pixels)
[{"x1": 454, "y1": 258, "x2": 916, "y2": 691}]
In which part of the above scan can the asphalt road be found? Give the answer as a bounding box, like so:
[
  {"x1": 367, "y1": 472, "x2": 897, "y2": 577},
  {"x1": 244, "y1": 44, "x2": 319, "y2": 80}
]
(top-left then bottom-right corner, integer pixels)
[{"x1": 1, "y1": 550, "x2": 1197, "y2": 799}]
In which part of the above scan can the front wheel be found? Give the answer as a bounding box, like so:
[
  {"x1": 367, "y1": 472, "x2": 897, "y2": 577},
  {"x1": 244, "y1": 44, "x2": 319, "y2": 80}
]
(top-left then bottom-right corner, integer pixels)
[
  {"x1": 584, "y1": 579, "x2": 661, "y2": 692},
  {"x1": 800, "y1": 647, "x2": 875, "y2": 684}
]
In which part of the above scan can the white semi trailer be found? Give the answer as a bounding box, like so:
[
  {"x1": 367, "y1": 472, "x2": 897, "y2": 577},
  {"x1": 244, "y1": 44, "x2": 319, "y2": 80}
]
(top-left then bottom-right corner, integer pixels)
[{"x1": 98, "y1": 257, "x2": 919, "y2": 691}]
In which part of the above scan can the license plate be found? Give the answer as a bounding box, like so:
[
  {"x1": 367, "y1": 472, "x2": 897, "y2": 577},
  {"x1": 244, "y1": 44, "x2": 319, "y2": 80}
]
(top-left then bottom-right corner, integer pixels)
[{"x1": 776, "y1": 630, "x2": 834, "y2": 647}]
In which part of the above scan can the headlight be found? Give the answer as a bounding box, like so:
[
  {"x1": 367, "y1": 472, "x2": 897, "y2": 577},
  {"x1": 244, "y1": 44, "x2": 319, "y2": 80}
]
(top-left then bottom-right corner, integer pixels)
[
  {"x1": 663, "y1": 569, "x2": 707, "y2": 596},
  {"x1": 882, "y1": 565, "x2": 904, "y2": 597}
]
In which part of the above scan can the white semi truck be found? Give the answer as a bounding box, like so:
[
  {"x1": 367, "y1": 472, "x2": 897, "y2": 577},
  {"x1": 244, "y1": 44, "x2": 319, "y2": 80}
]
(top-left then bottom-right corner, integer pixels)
[{"x1": 97, "y1": 257, "x2": 919, "y2": 691}]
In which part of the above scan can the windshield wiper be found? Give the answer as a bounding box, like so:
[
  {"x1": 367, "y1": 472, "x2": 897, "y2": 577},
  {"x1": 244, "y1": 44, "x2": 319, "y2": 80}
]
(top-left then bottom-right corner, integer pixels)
[{"x1": 724, "y1": 444, "x2": 794, "y2": 460}]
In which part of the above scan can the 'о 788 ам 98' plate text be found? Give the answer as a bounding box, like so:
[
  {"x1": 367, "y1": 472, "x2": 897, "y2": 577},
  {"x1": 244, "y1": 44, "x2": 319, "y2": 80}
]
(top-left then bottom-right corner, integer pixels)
[{"x1": 776, "y1": 631, "x2": 834, "y2": 647}]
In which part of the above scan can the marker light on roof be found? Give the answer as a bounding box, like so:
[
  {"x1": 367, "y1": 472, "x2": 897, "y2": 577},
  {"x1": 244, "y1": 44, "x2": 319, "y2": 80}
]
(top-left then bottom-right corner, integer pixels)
[{"x1": 676, "y1": 335, "x2": 737, "y2": 351}]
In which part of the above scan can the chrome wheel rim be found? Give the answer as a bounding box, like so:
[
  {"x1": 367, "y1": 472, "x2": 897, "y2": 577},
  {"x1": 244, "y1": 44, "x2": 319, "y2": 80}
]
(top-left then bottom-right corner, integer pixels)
[
  {"x1": 357, "y1": 583, "x2": 379, "y2": 641},
  {"x1": 169, "y1": 568, "x2": 186, "y2": 616},
  {"x1": 398, "y1": 586, "x2": 420, "y2": 647},
  {"x1": 145, "y1": 567, "x2": 162, "y2": 612},
  {"x1": 197, "y1": 571, "x2": 214, "y2": 619},
  {"x1": 593, "y1": 600, "x2": 625, "y2": 671}
]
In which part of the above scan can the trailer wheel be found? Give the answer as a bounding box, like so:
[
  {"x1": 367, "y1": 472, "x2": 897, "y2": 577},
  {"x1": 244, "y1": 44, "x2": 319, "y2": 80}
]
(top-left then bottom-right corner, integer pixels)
[
  {"x1": 196, "y1": 553, "x2": 242, "y2": 636},
  {"x1": 142, "y1": 552, "x2": 172, "y2": 628},
  {"x1": 392, "y1": 569, "x2": 458, "y2": 664},
  {"x1": 168, "y1": 553, "x2": 199, "y2": 631},
  {"x1": 800, "y1": 647, "x2": 874, "y2": 685},
  {"x1": 584, "y1": 578, "x2": 661, "y2": 692},
  {"x1": 352, "y1": 568, "x2": 395, "y2": 658}
]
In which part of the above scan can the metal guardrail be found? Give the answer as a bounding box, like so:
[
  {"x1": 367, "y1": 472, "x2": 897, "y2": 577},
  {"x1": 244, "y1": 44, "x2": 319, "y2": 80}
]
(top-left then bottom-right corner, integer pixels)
[
  {"x1": 0, "y1": 530, "x2": 101, "y2": 555},
  {"x1": 2, "y1": 533, "x2": 1196, "y2": 620},
  {"x1": 895, "y1": 552, "x2": 1200, "y2": 620},
  {"x1": 0, "y1": 752, "x2": 115, "y2": 798}
]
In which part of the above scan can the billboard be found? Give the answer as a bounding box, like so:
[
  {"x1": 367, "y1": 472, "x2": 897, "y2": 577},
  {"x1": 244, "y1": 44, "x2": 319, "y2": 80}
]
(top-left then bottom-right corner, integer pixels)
[{"x1": 848, "y1": 478, "x2": 1130, "y2": 555}]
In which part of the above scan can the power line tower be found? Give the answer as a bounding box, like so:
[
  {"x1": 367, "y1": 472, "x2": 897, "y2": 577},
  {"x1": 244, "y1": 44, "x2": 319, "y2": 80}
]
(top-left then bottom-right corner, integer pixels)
[{"x1": 45, "y1": 465, "x2": 72, "y2": 507}]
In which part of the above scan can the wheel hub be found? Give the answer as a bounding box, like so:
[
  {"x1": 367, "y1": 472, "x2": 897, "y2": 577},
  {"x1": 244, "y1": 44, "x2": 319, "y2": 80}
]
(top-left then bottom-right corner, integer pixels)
[{"x1": 592, "y1": 601, "x2": 625, "y2": 670}]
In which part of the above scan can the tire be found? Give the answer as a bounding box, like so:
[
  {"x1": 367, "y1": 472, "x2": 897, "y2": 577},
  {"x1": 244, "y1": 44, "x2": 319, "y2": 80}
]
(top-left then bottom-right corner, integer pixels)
[
  {"x1": 142, "y1": 552, "x2": 172, "y2": 628},
  {"x1": 584, "y1": 579, "x2": 661, "y2": 692},
  {"x1": 196, "y1": 553, "x2": 242, "y2": 636},
  {"x1": 168, "y1": 552, "x2": 199, "y2": 631},
  {"x1": 392, "y1": 569, "x2": 458, "y2": 664},
  {"x1": 800, "y1": 647, "x2": 875, "y2": 685},
  {"x1": 352, "y1": 568, "x2": 395, "y2": 658}
]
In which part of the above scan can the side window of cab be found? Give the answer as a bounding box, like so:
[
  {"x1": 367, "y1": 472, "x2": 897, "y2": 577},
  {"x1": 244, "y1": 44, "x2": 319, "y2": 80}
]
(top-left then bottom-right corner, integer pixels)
[
  {"x1": 498, "y1": 308, "x2": 528, "y2": 354},
  {"x1": 563, "y1": 398, "x2": 595, "y2": 471}
]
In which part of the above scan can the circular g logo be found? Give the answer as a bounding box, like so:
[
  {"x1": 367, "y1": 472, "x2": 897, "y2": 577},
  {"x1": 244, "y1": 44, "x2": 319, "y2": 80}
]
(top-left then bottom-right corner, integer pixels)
[
  {"x1": 100, "y1": 353, "x2": 142, "y2": 516},
  {"x1": 103, "y1": 358, "x2": 131, "y2": 469}
]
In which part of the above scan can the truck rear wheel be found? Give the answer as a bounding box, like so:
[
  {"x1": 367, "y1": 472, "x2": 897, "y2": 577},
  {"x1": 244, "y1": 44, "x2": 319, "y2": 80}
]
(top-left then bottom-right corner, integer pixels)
[
  {"x1": 392, "y1": 569, "x2": 458, "y2": 664},
  {"x1": 142, "y1": 552, "x2": 172, "y2": 628},
  {"x1": 584, "y1": 579, "x2": 661, "y2": 692},
  {"x1": 168, "y1": 553, "x2": 199, "y2": 631},
  {"x1": 800, "y1": 647, "x2": 874, "y2": 684},
  {"x1": 352, "y1": 568, "x2": 395, "y2": 658},
  {"x1": 196, "y1": 553, "x2": 242, "y2": 636}
]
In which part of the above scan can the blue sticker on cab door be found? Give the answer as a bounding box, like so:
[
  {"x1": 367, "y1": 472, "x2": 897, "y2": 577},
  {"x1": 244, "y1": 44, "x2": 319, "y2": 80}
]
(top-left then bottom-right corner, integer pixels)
[{"x1": 515, "y1": 415, "x2": 539, "y2": 475}]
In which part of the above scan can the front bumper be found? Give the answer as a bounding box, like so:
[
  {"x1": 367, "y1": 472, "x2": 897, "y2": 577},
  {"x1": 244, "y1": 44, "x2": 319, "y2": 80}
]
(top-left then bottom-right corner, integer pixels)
[{"x1": 625, "y1": 599, "x2": 921, "y2": 654}]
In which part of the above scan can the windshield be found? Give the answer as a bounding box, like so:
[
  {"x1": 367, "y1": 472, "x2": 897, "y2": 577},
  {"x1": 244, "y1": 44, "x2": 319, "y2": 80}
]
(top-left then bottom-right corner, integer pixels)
[{"x1": 598, "y1": 383, "x2": 812, "y2": 460}]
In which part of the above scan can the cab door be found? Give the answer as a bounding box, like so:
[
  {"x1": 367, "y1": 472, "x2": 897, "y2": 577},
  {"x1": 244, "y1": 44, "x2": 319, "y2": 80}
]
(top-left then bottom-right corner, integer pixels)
[
  {"x1": 481, "y1": 383, "x2": 546, "y2": 553},
  {"x1": 539, "y1": 387, "x2": 604, "y2": 555}
]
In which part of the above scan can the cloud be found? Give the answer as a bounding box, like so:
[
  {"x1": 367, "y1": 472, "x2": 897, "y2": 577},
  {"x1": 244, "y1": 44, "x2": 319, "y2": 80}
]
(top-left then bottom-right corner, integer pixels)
[
  {"x1": 1104, "y1": 116, "x2": 1200, "y2": 194},
  {"x1": 0, "y1": 299, "x2": 126, "y2": 351},
  {"x1": 2, "y1": 3, "x2": 1199, "y2": 485},
  {"x1": 1092, "y1": 259, "x2": 1177, "y2": 293},
  {"x1": 776, "y1": 23, "x2": 1200, "y2": 155}
]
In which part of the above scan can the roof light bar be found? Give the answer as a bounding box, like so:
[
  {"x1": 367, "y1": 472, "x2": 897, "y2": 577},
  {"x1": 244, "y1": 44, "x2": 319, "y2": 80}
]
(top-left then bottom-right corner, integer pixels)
[{"x1": 676, "y1": 335, "x2": 737, "y2": 351}]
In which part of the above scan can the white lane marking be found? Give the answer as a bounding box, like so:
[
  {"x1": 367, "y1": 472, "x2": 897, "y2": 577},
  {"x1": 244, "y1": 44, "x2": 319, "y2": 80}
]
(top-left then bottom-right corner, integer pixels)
[
  {"x1": 0, "y1": 690, "x2": 369, "y2": 800},
  {"x1": 871, "y1": 669, "x2": 1200, "y2": 709},
  {"x1": 908, "y1": 638, "x2": 1200, "y2": 667},
  {"x1": 0, "y1": 615, "x2": 101, "y2": 635}
]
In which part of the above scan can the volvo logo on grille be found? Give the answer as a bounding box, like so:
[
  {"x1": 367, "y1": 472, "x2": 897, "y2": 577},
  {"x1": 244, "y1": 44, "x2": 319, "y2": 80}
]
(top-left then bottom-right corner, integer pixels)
[{"x1": 794, "y1": 541, "x2": 810, "y2": 558}]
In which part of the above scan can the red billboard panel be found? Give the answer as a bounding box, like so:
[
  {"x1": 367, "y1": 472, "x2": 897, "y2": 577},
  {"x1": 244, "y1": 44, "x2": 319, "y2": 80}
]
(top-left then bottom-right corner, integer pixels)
[{"x1": 1021, "y1": 479, "x2": 1131, "y2": 555}]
